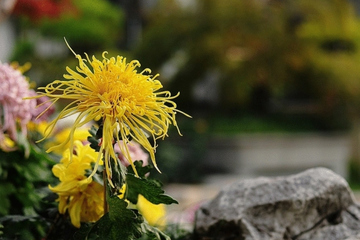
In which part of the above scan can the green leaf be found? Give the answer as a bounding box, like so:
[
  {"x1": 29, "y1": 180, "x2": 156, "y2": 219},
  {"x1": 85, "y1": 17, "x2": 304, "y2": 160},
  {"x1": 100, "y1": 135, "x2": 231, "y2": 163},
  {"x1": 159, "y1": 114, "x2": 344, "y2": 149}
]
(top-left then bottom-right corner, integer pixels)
[
  {"x1": 28, "y1": 143, "x2": 55, "y2": 165},
  {"x1": 127, "y1": 160, "x2": 153, "y2": 178},
  {"x1": 0, "y1": 215, "x2": 47, "y2": 240},
  {"x1": 0, "y1": 215, "x2": 37, "y2": 223},
  {"x1": 0, "y1": 183, "x2": 15, "y2": 215},
  {"x1": 108, "y1": 157, "x2": 126, "y2": 195},
  {"x1": 17, "y1": 131, "x2": 30, "y2": 158},
  {"x1": 77, "y1": 196, "x2": 143, "y2": 240},
  {"x1": 88, "y1": 126, "x2": 101, "y2": 152},
  {"x1": 73, "y1": 223, "x2": 96, "y2": 240},
  {"x1": 126, "y1": 174, "x2": 178, "y2": 205},
  {"x1": 138, "y1": 223, "x2": 171, "y2": 240},
  {"x1": 125, "y1": 160, "x2": 177, "y2": 205}
]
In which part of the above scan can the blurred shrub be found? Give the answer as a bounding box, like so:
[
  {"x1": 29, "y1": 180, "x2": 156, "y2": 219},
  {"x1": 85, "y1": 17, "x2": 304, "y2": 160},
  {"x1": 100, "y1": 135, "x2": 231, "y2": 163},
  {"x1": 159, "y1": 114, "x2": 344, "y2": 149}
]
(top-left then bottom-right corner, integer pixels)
[
  {"x1": 0, "y1": 143, "x2": 57, "y2": 239},
  {"x1": 296, "y1": 0, "x2": 360, "y2": 116},
  {"x1": 38, "y1": 0, "x2": 124, "y2": 52},
  {"x1": 134, "y1": 0, "x2": 360, "y2": 128},
  {"x1": 135, "y1": 0, "x2": 298, "y2": 110},
  {"x1": 13, "y1": 0, "x2": 124, "y2": 51},
  {"x1": 11, "y1": 0, "x2": 125, "y2": 86}
]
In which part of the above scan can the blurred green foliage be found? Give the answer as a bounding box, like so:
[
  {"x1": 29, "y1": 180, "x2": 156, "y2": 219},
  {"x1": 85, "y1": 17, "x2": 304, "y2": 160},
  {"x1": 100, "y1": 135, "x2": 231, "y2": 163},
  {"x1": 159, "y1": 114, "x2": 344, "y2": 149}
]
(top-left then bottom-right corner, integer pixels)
[
  {"x1": 39, "y1": 0, "x2": 124, "y2": 52},
  {"x1": 134, "y1": 0, "x2": 360, "y2": 128},
  {"x1": 0, "y1": 142, "x2": 57, "y2": 239},
  {"x1": 131, "y1": 0, "x2": 360, "y2": 184},
  {"x1": 11, "y1": 0, "x2": 125, "y2": 86},
  {"x1": 10, "y1": 0, "x2": 360, "y2": 126}
]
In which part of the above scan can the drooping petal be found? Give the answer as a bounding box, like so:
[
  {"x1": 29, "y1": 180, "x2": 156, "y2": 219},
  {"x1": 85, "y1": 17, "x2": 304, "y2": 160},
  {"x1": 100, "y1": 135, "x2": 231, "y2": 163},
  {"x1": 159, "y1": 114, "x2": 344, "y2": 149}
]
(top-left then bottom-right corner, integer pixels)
[
  {"x1": 49, "y1": 141, "x2": 104, "y2": 228},
  {"x1": 35, "y1": 46, "x2": 190, "y2": 186}
]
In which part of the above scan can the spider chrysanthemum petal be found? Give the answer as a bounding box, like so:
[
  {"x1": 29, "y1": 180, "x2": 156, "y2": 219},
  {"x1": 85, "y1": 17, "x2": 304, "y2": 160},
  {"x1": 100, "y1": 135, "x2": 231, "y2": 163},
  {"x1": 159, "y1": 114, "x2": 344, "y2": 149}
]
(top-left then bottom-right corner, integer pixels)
[{"x1": 36, "y1": 47, "x2": 189, "y2": 185}]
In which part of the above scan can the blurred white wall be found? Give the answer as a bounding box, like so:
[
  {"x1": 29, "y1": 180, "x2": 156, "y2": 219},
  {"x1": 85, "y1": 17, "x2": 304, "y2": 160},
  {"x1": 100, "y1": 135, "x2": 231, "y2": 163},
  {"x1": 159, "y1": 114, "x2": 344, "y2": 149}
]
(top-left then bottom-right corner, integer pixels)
[{"x1": 0, "y1": 19, "x2": 15, "y2": 62}]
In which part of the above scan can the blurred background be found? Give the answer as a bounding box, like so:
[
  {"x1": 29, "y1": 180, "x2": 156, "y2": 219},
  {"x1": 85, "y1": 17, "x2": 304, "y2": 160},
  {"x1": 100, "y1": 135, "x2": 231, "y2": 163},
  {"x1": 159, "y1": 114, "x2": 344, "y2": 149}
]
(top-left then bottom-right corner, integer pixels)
[{"x1": 2, "y1": 0, "x2": 360, "y2": 189}]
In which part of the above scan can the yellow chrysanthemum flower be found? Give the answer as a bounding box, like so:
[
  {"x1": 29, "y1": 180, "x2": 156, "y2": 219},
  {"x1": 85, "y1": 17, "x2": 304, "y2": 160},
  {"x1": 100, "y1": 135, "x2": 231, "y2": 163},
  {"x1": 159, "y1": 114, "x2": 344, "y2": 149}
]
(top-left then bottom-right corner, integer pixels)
[
  {"x1": 50, "y1": 127, "x2": 91, "y2": 154},
  {"x1": 28, "y1": 121, "x2": 91, "y2": 154},
  {"x1": 36, "y1": 46, "x2": 188, "y2": 186},
  {"x1": 51, "y1": 140, "x2": 167, "y2": 228},
  {"x1": 55, "y1": 181, "x2": 104, "y2": 228},
  {"x1": 49, "y1": 140, "x2": 104, "y2": 228}
]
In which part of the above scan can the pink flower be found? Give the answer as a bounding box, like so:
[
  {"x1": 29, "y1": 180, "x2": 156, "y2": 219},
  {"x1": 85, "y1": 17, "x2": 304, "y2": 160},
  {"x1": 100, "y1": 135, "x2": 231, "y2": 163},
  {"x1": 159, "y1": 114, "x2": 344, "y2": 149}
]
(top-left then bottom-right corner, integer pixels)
[
  {"x1": 114, "y1": 141, "x2": 149, "y2": 167},
  {"x1": 0, "y1": 63, "x2": 36, "y2": 148}
]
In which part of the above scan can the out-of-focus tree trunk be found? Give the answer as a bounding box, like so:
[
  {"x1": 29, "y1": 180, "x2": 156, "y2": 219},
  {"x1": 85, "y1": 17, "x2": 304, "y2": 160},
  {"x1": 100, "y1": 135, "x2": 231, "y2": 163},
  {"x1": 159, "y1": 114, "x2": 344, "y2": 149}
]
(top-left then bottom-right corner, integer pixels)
[{"x1": 111, "y1": 0, "x2": 142, "y2": 50}]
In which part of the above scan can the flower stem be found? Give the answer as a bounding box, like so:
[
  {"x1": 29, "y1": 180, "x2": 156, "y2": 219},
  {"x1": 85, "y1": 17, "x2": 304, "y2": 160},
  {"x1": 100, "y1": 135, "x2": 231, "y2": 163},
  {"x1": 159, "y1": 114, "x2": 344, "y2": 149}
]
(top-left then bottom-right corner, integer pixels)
[{"x1": 103, "y1": 170, "x2": 108, "y2": 214}]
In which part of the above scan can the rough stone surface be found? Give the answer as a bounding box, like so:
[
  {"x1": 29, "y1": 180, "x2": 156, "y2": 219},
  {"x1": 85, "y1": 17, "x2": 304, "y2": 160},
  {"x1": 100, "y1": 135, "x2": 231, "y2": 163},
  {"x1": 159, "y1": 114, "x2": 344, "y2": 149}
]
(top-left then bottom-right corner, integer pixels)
[{"x1": 194, "y1": 167, "x2": 360, "y2": 240}]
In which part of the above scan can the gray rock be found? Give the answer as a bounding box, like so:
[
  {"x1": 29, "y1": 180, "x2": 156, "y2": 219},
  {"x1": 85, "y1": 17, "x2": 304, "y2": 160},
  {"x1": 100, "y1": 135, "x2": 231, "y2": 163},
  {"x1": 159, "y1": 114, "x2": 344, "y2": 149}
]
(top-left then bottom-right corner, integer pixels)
[{"x1": 194, "y1": 167, "x2": 360, "y2": 240}]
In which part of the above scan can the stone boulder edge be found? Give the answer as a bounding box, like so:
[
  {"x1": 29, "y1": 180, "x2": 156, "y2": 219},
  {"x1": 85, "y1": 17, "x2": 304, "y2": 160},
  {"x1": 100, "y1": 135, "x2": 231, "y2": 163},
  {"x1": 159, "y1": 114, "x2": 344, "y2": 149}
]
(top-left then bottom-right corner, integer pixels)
[{"x1": 194, "y1": 167, "x2": 360, "y2": 240}]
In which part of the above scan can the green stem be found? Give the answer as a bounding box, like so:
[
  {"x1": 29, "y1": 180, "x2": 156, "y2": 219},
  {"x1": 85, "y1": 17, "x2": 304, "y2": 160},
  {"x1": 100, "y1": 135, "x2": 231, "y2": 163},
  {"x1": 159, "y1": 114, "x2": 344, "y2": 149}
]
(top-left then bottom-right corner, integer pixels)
[{"x1": 103, "y1": 170, "x2": 108, "y2": 214}]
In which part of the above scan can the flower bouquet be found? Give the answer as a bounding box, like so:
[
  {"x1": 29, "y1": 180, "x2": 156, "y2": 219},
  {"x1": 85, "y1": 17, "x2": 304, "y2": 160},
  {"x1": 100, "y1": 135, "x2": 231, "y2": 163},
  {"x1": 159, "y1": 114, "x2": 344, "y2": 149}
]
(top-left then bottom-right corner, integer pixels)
[{"x1": 0, "y1": 42, "x2": 190, "y2": 240}]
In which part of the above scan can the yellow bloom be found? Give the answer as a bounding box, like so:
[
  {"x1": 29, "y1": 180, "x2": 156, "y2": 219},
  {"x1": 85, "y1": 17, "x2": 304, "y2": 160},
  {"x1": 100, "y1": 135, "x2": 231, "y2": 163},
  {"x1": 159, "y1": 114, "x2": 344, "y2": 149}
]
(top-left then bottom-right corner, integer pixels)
[
  {"x1": 137, "y1": 194, "x2": 167, "y2": 228},
  {"x1": 55, "y1": 181, "x2": 104, "y2": 228},
  {"x1": 27, "y1": 121, "x2": 48, "y2": 134},
  {"x1": 36, "y1": 46, "x2": 189, "y2": 186},
  {"x1": 0, "y1": 135, "x2": 16, "y2": 151},
  {"x1": 118, "y1": 186, "x2": 167, "y2": 228},
  {"x1": 3, "y1": 136, "x2": 15, "y2": 148},
  {"x1": 49, "y1": 140, "x2": 104, "y2": 228},
  {"x1": 51, "y1": 140, "x2": 167, "y2": 228},
  {"x1": 28, "y1": 120, "x2": 91, "y2": 154},
  {"x1": 11, "y1": 62, "x2": 31, "y2": 74},
  {"x1": 50, "y1": 127, "x2": 91, "y2": 154}
]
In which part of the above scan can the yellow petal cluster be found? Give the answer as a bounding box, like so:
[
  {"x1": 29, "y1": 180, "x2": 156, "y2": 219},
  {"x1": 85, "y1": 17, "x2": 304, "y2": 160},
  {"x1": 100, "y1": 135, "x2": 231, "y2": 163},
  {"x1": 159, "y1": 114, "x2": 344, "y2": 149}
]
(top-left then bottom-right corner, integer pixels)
[
  {"x1": 28, "y1": 120, "x2": 91, "y2": 155},
  {"x1": 50, "y1": 127, "x2": 91, "y2": 155},
  {"x1": 36, "y1": 48, "x2": 189, "y2": 186},
  {"x1": 50, "y1": 140, "x2": 166, "y2": 228},
  {"x1": 118, "y1": 185, "x2": 167, "y2": 228},
  {"x1": 137, "y1": 194, "x2": 167, "y2": 228},
  {"x1": 49, "y1": 140, "x2": 104, "y2": 228},
  {"x1": 0, "y1": 135, "x2": 16, "y2": 151}
]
